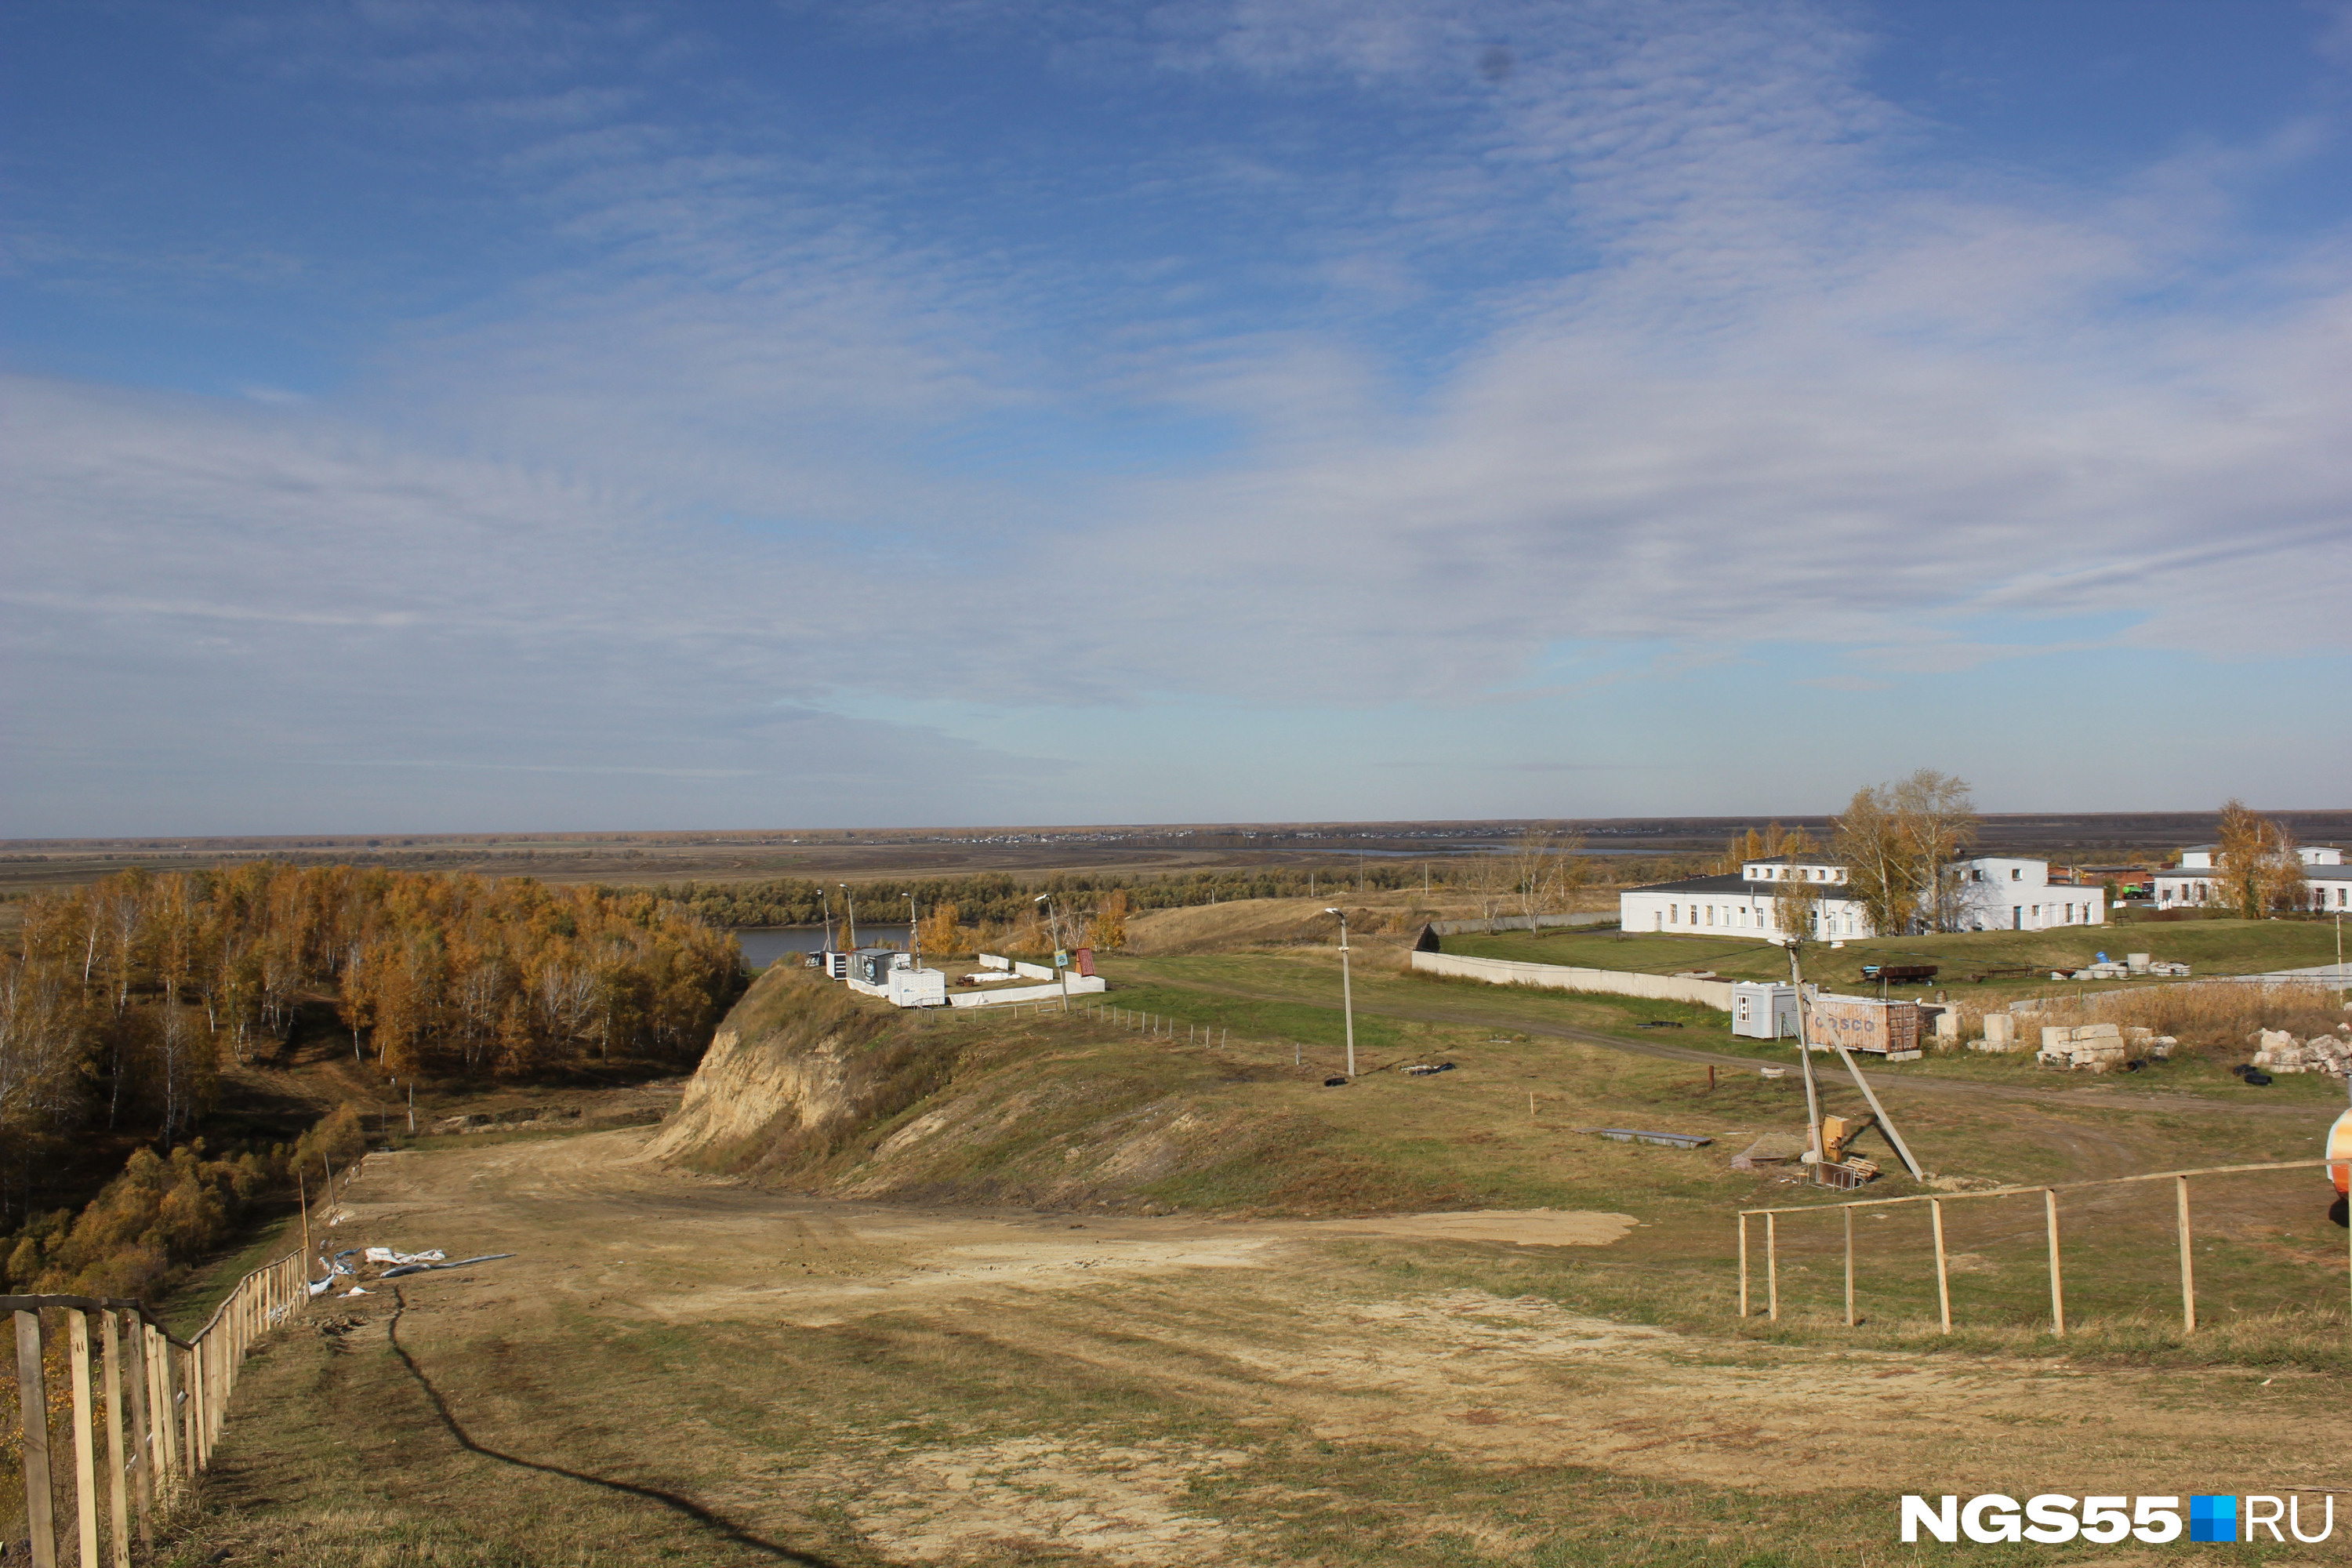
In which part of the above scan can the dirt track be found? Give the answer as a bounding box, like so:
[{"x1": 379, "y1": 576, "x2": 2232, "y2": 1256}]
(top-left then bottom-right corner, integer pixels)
[{"x1": 200, "y1": 1127, "x2": 2349, "y2": 1566}]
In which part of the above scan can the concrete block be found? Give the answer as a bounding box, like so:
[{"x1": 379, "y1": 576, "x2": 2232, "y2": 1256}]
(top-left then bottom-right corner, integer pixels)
[{"x1": 1983, "y1": 1014, "x2": 2016, "y2": 1046}]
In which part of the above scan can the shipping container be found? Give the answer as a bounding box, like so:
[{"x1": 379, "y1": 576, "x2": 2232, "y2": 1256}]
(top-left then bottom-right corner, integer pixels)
[{"x1": 1803, "y1": 992, "x2": 1922, "y2": 1059}]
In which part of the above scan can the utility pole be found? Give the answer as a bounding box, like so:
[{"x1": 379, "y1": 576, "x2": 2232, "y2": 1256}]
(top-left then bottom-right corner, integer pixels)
[
  {"x1": 1326, "y1": 909, "x2": 1356, "y2": 1077},
  {"x1": 1787, "y1": 942, "x2": 1826, "y2": 1167},
  {"x1": 1036, "y1": 894, "x2": 1072, "y2": 1011},
  {"x1": 909, "y1": 892, "x2": 920, "y2": 971},
  {"x1": 841, "y1": 884, "x2": 857, "y2": 951}
]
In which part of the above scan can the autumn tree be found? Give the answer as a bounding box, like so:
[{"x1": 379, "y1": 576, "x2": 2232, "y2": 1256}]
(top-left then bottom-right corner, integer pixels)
[
  {"x1": 1896, "y1": 770, "x2": 1980, "y2": 931},
  {"x1": 916, "y1": 902, "x2": 970, "y2": 959},
  {"x1": 2213, "y1": 800, "x2": 2303, "y2": 917},
  {"x1": 1085, "y1": 891, "x2": 1130, "y2": 953},
  {"x1": 1834, "y1": 786, "x2": 1911, "y2": 937},
  {"x1": 1773, "y1": 866, "x2": 1824, "y2": 942},
  {"x1": 1507, "y1": 829, "x2": 1588, "y2": 927},
  {"x1": 1832, "y1": 770, "x2": 1979, "y2": 936}
]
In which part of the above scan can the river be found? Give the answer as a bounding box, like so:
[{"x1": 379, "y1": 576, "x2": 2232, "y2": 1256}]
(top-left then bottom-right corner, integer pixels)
[{"x1": 732, "y1": 925, "x2": 911, "y2": 970}]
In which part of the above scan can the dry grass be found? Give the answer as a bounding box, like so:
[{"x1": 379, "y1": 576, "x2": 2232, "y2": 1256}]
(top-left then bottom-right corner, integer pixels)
[{"x1": 1943, "y1": 980, "x2": 2352, "y2": 1062}]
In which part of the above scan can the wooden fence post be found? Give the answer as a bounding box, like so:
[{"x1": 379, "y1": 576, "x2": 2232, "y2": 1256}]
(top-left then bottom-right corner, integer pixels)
[
  {"x1": 1765, "y1": 1213, "x2": 1779, "y2": 1322},
  {"x1": 2044, "y1": 1189, "x2": 2066, "y2": 1338},
  {"x1": 1930, "y1": 1199, "x2": 1952, "y2": 1334},
  {"x1": 125, "y1": 1318, "x2": 154, "y2": 1535},
  {"x1": 70, "y1": 1309, "x2": 100, "y2": 1568},
  {"x1": 148, "y1": 1324, "x2": 177, "y2": 1500},
  {"x1": 1737, "y1": 1214, "x2": 1749, "y2": 1318},
  {"x1": 14, "y1": 1308, "x2": 56, "y2": 1568},
  {"x1": 2176, "y1": 1174, "x2": 2197, "y2": 1334},
  {"x1": 102, "y1": 1309, "x2": 130, "y2": 1568},
  {"x1": 1843, "y1": 1207, "x2": 1856, "y2": 1327},
  {"x1": 179, "y1": 1340, "x2": 198, "y2": 1479}
]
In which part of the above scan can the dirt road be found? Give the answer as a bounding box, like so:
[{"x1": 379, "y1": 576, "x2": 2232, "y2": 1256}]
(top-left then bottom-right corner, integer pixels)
[{"x1": 195, "y1": 1128, "x2": 2347, "y2": 1566}]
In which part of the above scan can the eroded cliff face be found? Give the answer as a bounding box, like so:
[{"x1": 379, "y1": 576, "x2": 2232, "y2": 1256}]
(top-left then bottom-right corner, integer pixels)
[
  {"x1": 649, "y1": 960, "x2": 1470, "y2": 1216},
  {"x1": 645, "y1": 964, "x2": 909, "y2": 1172}
]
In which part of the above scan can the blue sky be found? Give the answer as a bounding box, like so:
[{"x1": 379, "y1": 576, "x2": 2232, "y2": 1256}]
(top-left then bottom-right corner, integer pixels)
[{"x1": 5, "y1": 0, "x2": 2349, "y2": 835}]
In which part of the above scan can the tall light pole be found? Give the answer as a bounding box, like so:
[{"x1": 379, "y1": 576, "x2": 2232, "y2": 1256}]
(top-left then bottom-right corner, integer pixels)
[
  {"x1": 818, "y1": 888, "x2": 834, "y2": 953},
  {"x1": 1326, "y1": 908, "x2": 1356, "y2": 1078},
  {"x1": 841, "y1": 883, "x2": 858, "y2": 950},
  {"x1": 1036, "y1": 893, "x2": 1072, "y2": 1011},
  {"x1": 909, "y1": 892, "x2": 920, "y2": 970}
]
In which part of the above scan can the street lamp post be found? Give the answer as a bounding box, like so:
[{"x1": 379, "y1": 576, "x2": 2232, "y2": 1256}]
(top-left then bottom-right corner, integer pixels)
[
  {"x1": 841, "y1": 883, "x2": 858, "y2": 951},
  {"x1": 1036, "y1": 894, "x2": 1072, "y2": 1011},
  {"x1": 1325, "y1": 909, "x2": 1356, "y2": 1078}
]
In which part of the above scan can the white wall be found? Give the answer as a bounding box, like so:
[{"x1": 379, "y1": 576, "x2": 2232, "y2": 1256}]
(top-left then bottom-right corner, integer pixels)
[
  {"x1": 1411, "y1": 949, "x2": 1734, "y2": 1009},
  {"x1": 946, "y1": 975, "x2": 1108, "y2": 1008}
]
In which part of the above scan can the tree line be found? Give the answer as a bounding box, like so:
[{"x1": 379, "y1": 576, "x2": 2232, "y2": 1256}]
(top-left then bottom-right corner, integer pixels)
[
  {"x1": 4, "y1": 1106, "x2": 368, "y2": 1303},
  {"x1": 665, "y1": 844, "x2": 1680, "y2": 941},
  {"x1": 0, "y1": 864, "x2": 742, "y2": 1226}
]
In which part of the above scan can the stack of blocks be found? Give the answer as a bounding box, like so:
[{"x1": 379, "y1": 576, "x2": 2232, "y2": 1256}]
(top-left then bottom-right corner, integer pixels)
[{"x1": 2036, "y1": 1022, "x2": 2129, "y2": 1072}]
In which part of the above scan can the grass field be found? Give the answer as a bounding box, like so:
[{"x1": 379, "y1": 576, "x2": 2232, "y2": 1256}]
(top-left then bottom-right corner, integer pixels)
[{"x1": 1097, "y1": 949, "x2": 2352, "y2": 1111}]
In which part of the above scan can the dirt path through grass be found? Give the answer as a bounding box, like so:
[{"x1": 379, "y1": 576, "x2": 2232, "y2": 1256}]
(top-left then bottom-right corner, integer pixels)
[{"x1": 184, "y1": 1127, "x2": 2350, "y2": 1566}]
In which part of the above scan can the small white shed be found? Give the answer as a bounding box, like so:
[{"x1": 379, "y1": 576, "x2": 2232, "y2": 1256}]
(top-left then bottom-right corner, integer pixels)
[{"x1": 1731, "y1": 982, "x2": 1799, "y2": 1040}]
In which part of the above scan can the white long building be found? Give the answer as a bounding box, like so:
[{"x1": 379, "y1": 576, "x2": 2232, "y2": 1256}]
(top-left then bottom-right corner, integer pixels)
[
  {"x1": 2152, "y1": 844, "x2": 2350, "y2": 913},
  {"x1": 1619, "y1": 854, "x2": 2104, "y2": 942}
]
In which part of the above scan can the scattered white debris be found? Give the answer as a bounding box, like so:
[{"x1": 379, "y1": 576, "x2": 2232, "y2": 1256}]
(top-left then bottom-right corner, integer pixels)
[{"x1": 364, "y1": 1247, "x2": 446, "y2": 1265}]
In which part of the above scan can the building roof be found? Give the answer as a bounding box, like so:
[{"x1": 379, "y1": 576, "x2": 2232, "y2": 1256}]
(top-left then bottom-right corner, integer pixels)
[
  {"x1": 1628, "y1": 873, "x2": 1865, "y2": 902},
  {"x1": 2154, "y1": 864, "x2": 2352, "y2": 880},
  {"x1": 1739, "y1": 854, "x2": 1841, "y2": 866}
]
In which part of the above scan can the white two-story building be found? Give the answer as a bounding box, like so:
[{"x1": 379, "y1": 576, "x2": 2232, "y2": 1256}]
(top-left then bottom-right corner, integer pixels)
[
  {"x1": 1619, "y1": 854, "x2": 2103, "y2": 941},
  {"x1": 2153, "y1": 844, "x2": 2350, "y2": 912}
]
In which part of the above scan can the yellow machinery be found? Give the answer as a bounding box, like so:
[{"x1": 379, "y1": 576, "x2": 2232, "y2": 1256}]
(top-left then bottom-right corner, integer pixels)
[{"x1": 1819, "y1": 1113, "x2": 1875, "y2": 1163}]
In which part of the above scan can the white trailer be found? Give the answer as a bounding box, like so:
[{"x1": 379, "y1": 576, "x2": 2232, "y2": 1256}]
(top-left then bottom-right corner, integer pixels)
[{"x1": 1730, "y1": 982, "x2": 1799, "y2": 1040}]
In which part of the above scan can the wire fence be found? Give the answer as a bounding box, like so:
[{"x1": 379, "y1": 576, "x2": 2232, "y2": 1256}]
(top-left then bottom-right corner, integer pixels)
[
  {"x1": 1738, "y1": 1158, "x2": 2350, "y2": 1335},
  {"x1": 6, "y1": 1247, "x2": 306, "y2": 1566}
]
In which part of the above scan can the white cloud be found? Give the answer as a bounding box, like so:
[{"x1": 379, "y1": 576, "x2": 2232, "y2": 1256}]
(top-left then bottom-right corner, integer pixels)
[{"x1": 7, "y1": 0, "x2": 2350, "y2": 830}]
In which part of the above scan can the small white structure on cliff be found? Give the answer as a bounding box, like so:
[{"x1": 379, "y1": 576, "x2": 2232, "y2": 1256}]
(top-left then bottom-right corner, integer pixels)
[{"x1": 842, "y1": 949, "x2": 949, "y2": 1007}]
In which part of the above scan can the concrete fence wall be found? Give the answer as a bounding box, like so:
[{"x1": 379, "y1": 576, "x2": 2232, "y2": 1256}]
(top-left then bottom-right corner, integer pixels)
[
  {"x1": 1425, "y1": 912, "x2": 1619, "y2": 937},
  {"x1": 947, "y1": 975, "x2": 1109, "y2": 1009},
  {"x1": 1410, "y1": 949, "x2": 1734, "y2": 1010}
]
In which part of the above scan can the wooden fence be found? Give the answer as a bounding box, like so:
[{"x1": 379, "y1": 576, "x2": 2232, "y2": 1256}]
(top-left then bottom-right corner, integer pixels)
[
  {"x1": 1737, "y1": 1159, "x2": 2349, "y2": 1336},
  {"x1": 6, "y1": 1248, "x2": 307, "y2": 1567}
]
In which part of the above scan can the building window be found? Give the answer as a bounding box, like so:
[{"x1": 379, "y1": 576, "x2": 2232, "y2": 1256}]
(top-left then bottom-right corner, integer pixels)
[{"x1": 2011, "y1": 867, "x2": 2022, "y2": 880}]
